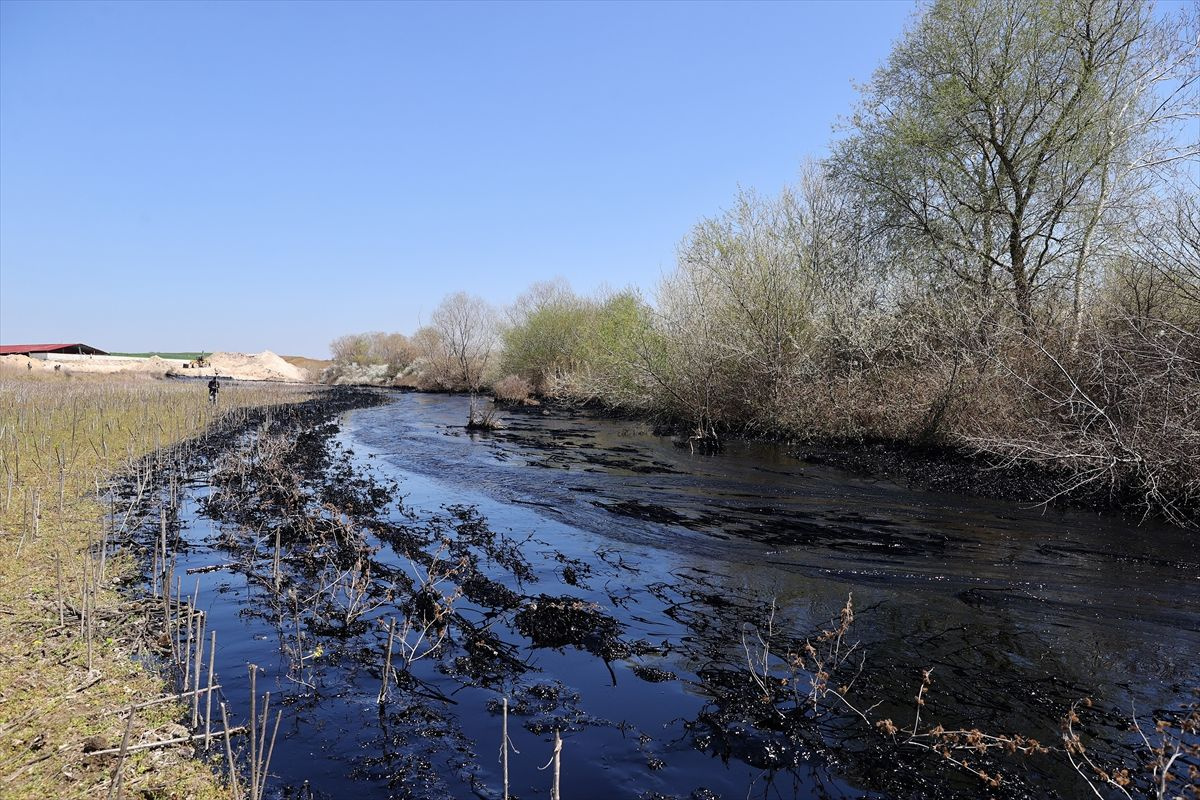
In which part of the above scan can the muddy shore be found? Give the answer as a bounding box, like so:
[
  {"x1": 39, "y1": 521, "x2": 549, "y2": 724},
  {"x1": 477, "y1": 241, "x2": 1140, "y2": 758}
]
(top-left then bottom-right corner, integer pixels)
[{"x1": 492, "y1": 398, "x2": 1196, "y2": 529}]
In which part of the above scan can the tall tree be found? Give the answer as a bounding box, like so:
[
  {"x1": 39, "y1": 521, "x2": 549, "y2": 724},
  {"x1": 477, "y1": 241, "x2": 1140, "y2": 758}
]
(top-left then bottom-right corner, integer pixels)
[{"x1": 832, "y1": 0, "x2": 1197, "y2": 337}]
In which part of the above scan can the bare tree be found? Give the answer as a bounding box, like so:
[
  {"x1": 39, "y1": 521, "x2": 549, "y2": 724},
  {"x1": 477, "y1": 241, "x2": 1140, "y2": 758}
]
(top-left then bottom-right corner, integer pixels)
[
  {"x1": 409, "y1": 326, "x2": 451, "y2": 389},
  {"x1": 659, "y1": 184, "x2": 819, "y2": 430},
  {"x1": 504, "y1": 278, "x2": 577, "y2": 328},
  {"x1": 1119, "y1": 187, "x2": 1200, "y2": 323},
  {"x1": 366, "y1": 332, "x2": 417, "y2": 375},
  {"x1": 431, "y1": 292, "x2": 498, "y2": 391},
  {"x1": 330, "y1": 334, "x2": 372, "y2": 365}
]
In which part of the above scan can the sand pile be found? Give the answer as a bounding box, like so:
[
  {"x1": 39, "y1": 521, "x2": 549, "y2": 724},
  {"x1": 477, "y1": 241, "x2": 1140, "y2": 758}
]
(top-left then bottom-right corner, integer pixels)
[
  {"x1": 0, "y1": 351, "x2": 311, "y2": 383},
  {"x1": 207, "y1": 351, "x2": 309, "y2": 382},
  {"x1": 0, "y1": 354, "x2": 53, "y2": 372}
]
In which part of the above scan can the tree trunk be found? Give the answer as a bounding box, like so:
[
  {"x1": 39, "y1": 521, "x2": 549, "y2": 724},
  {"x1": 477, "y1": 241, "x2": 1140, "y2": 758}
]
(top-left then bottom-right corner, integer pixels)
[
  {"x1": 1009, "y1": 226, "x2": 1035, "y2": 336},
  {"x1": 1070, "y1": 160, "x2": 1111, "y2": 354}
]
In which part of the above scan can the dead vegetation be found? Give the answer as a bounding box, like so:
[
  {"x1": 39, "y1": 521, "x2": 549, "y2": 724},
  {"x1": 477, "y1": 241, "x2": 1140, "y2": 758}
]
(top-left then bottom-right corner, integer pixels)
[
  {"x1": 732, "y1": 594, "x2": 1199, "y2": 798},
  {"x1": 466, "y1": 395, "x2": 502, "y2": 431},
  {"x1": 0, "y1": 369, "x2": 312, "y2": 799},
  {"x1": 492, "y1": 374, "x2": 534, "y2": 405}
]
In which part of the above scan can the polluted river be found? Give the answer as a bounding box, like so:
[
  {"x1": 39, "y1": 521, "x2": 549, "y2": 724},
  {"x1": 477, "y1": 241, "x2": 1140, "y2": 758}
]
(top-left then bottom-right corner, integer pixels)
[{"x1": 139, "y1": 389, "x2": 1199, "y2": 800}]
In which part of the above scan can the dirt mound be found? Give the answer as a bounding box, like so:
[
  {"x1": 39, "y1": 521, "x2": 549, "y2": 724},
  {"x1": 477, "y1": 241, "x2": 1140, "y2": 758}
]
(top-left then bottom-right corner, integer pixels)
[
  {"x1": 514, "y1": 594, "x2": 629, "y2": 660},
  {"x1": 282, "y1": 355, "x2": 332, "y2": 376},
  {"x1": 0, "y1": 354, "x2": 49, "y2": 372},
  {"x1": 207, "y1": 351, "x2": 309, "y2": 382}
]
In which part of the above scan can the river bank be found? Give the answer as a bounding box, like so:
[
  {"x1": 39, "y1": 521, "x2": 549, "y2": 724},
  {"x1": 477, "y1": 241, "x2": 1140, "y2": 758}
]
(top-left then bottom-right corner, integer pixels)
[
  {"x1": 0, "y1": 373, "x2": 357, "y2": 799},
  {"x1": 490, "y1": 397, "x2": 1199, "y2": 530},
  {"x1": 149, "y1": 389, "x2": 1199, "y2": 799},
  {"x1": 316, "y1": 376, "x2": 1199, "y2": 528}
]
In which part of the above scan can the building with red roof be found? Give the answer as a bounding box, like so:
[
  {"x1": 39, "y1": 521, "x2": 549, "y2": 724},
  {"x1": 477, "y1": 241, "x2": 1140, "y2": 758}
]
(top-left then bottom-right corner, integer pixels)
[{"x1": 0, "y1": 343, "x2": 109, "y2": 356}]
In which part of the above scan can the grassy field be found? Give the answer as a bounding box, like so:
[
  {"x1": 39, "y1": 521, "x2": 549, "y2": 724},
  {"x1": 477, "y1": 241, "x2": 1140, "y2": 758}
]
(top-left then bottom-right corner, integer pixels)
[
  {"x1": 0, "y1": 369, "x2": 312, "y2": 799},
  {"x1": 107, "y1": 352, "x2": 207, "y2": 361}
]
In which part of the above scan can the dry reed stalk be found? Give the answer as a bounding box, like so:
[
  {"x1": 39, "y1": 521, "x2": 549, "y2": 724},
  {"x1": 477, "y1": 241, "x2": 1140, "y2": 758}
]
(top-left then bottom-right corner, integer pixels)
[
  {"x1": 205, "y1": 630, "x2": 217, "y2": 748},
  {"x1": 98, "y1": 521, "x2": 109, "y2": 583},
  {"x1": 378, "y1": 618, "x2": 396, "y2": 704},
  {"x1": 104, "y1": 684, "x2": 222, "y2": 713},
  {"x1": 551, "y1": 730, "x2": 562, "y2": 800},
  {"x1": 249, "y1": 691, "x2": 279, "y2": 800},
  {"x1": 220, "y1": 702, "x2": 243, "y2": 800},
  {"x1": 272, "y1": 527, "x2": 281, "y2": 591},
  {"x1": 184, "y1": 607, "x2": 194, "y2": 690},
  {"x1": 249, "y1": 665, "x2": 258, "y2": 798},
  {"x1": 151, "y1": 536, "x2": 159, "y2": 599},
  {"x1": 56, "y1": 447, "x2": 65, "y2": 513},
  {"x1": 252, "y1": 708, "x2": 282, "y2": 800},
  {"x1": 192, "y1": 611, "x2": 205, "y2": 727},
  {"x1": 85, "y1": 726, "x2": 248, "y2": 759},
  {"x1": 173, "y1": 575, "x2": 183, "y2": 680},
  {"x1": 254, "y1": 692, "x2": 269, "y2": 800},
  {"x1": 80, "y1": 557, "x2": 91, "y2": 672},
  {"x1": 105, "y1": 705, "x2": 136, "y2": 800},
  {"x1": 538, "y1": 729, "x2": 564, "y2": 800},
  {"x1": 55, "y1": 551, "x2": 64, "y2": 626},
  {"x1": 501, "y1": 697, "x2": 512, "y2": 800}
]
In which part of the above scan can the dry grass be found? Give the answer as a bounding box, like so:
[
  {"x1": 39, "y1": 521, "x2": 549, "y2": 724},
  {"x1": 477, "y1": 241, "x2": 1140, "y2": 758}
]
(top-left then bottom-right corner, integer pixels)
[
  {"x1": 491, "y1": 374, "x2": 533, "y2": 404},
  {"x1": 0, "y1": 369, "x2": 312, "y2": 799},
  {"x1": 279, "y1": 356, "x2": 333, "y2": 381}
]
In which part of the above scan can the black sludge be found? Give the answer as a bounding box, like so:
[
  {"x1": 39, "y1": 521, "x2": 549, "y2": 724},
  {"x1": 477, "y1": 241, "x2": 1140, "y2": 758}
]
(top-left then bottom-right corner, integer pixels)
[{"x1": 159, "y1": 392, "x2": 1199, "y2": 800}]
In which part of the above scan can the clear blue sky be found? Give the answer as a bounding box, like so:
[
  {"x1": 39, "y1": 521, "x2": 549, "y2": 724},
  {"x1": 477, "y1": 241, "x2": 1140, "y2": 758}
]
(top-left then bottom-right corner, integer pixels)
[{"x1": 1, "y1": 0, "x2": 916, "y2": 357}]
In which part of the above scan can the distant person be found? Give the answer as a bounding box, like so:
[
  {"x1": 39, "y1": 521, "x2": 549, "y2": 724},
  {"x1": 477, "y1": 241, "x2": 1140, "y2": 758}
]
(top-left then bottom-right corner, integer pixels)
[{"x1": 208, "y1": 376, "x2": 220, "y2": 405}]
